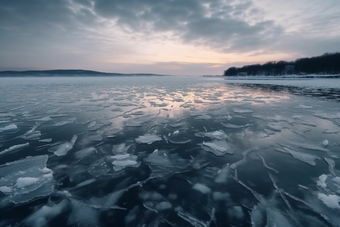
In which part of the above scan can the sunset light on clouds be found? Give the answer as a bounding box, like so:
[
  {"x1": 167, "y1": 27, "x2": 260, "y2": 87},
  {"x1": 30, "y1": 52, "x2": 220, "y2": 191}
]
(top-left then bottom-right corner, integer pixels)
[{"x1": 1, "y1": 0, "x2": 339, "y2": 75}]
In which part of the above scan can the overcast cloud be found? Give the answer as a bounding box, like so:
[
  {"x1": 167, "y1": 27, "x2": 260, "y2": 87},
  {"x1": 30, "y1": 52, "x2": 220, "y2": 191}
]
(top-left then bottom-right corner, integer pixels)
[{"x1": 0, "y1": 0, "x2": 339, "y2": 75}]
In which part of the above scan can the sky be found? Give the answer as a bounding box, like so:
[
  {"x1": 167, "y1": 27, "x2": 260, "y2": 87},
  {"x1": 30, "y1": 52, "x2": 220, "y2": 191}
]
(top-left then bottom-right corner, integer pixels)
[{"x1": 0, "y1": 0, "x2": 339, "y2": 75}]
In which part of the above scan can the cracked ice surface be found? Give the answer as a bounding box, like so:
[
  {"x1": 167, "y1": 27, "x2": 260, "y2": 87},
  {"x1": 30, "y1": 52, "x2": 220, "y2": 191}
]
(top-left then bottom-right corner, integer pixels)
[
  {"x1": 0, "y1": 76, "x2": 340, "y2": 226},
  {"x1": 0, "y1": 155, "x2": 54, "y2": 204}
]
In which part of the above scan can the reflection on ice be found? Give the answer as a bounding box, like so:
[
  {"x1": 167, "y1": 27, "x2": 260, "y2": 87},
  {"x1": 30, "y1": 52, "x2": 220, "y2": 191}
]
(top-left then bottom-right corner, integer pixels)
[{"x1": 0, "y1": 77, "x2": 339, "y2": 226}]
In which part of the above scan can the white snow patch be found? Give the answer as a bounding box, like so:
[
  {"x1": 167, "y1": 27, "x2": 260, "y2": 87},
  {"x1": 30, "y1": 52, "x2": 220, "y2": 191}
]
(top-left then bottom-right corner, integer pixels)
[
  {"x1": 317, "y1": 174, "x2": 328, "y2": 188},
  {"x1": 50, "y1": 135, "x2": 77, "y2": 156},
  {"x1": 0, "y1": 186, "x2": 12, "y2": 193},
  {"x1": 317, "y1": 193, "x2": 340, "y2": 209},
  {"x1": 322, "y1": 139, "x2": 329, "y2": 146},
  {"x1": 15, "y1": 177, "x2": 40, "y2": 188}
]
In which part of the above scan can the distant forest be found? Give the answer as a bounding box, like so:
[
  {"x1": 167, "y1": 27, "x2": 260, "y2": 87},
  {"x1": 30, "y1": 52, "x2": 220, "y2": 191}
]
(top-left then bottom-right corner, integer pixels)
[{"x1": 224, "y1": 52, "x2": 340, "y2": 76}]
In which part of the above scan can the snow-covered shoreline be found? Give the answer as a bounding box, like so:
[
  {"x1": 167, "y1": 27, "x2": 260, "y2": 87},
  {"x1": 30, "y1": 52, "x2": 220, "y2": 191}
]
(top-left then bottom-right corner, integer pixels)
[{"x1": 224, "y1": 74, "x2": 340, "y2": 80}]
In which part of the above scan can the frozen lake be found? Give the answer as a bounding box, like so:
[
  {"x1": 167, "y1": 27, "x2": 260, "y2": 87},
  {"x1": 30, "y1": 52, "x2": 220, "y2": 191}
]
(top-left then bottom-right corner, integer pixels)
[{"x1": 0, "y1": 76, "x2": 339, "y2": 227}]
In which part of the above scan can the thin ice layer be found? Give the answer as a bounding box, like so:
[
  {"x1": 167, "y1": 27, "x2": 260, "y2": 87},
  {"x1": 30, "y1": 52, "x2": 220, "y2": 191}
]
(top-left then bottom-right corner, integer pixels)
[
  {"x1": 276, "y1": 147, "x2": 320, "y2": 166},
  {"x1": 49, "y1": 135, "x2": 77, "y2": 156},
  {"x1": 144, "y1": 149, "x2": 192, "y2": 178},
  {"x1": 195, "y1": 130, "x2": 229, "y2": 140},
  {"x1": 25, "y1": 199, "x2": 69, "y2": 227},
  {"x1": 221, "y1": 123, "x2": 253, "y2": 129},
  {"x1": 215, "y1": 164, "x2": 230, "y2": 184},
  {"x1": 201, "y1": 140, "x2": 234, "y2": 156},
  {"x1": 0, "y1": 155, "x2": 54, "y2": 204},
  {"x1": 135, "y1": 134, "x2": 162, "y2": 144},
  {"x1": 0, "y1": 143, "x2": 29, "y2": 156},
  {"x1": 112, "y1": 154, "x2": 140, "y2": 171},
  {"x1": 0, "y1": 124, "x2": 18, "y2": 132}
]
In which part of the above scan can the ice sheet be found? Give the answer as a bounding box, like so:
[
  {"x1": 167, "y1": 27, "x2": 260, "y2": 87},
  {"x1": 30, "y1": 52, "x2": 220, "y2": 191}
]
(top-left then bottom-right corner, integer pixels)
[
  {"x1": 49, "y1": 135, "x2": 77, "y2": 156},
  {"x1": 276, "y1": 147, "x2": 320, "y2": 166},
  {"x1": 201, "y1": 140, "x2": 234, "y2": 156},
  {"x1": 0, "y1": 143, "x2": 29, "y2": 156},
  {"x1": 0, "y1": 155, "x2": 54, "y2": 204},
  {"x1": 135, "y1": 134, "x2": 162, "y2": 144}
]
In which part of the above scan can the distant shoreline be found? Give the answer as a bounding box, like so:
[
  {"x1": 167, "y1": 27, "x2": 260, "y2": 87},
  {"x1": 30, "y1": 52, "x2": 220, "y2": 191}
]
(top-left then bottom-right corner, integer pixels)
[{"x1": 0, "y1": 69, "x2": 166, "y2": 77}]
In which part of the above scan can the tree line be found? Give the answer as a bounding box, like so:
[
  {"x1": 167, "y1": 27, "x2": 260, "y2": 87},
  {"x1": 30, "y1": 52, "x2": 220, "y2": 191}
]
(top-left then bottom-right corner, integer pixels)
[{"x1": 224, "y1": 52, "x2": 340, "y2": 76}]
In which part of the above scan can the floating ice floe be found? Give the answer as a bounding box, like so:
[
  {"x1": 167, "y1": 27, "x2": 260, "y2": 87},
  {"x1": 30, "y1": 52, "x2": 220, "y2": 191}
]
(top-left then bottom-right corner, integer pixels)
[
  {"x1": 113, "y1": 102, "x2": 138, "y2": 106},
  {"x1": 195, "y1": 130, "x2": 229, "y2": 140},
  {"x1": 0, "y1": 155, "x2": 54, "y2": 204},
  {"x1": 276, "y1": 147, "x2": 320, "y2": 166},
  {"x1": 139, "y1": 191, "x2": 172, "y2": 212},
  {"x1": 129, "y1": 111, "x2": 145, "y2": 115},
  {"x1": 195, "y1": 115, "x2": 212, "y2": 120},
  {"x1": 201, "y1": 140, "x2": 234, "y2": 156},
  {"x1": 48, "y1": 135, "x2": 77, "y2": 156},
  {"x1": 317, "y1": 193, "x2": 340, "y2": 209},
  {"x1": 298, "y1": 104, "x2": 313, "y2": 109},
  {"x1": 135, "y1": 133, "x2": 162, "y2": 144},
  {"x1": 313, "y1": 112, "x2": 340, "y2": 120},
  {"x1": 173, "y1": 130, "x2": 179, "y2": 135},
  {"x1": 112, "y1": 143, "x2": 131, "y2": 154},
  {"x1": 0, "y1": 143, "x2": 29, "y2": 156},
  {"x1": 53, "y1": 117, "x2": 76, "y2": 126},
  {"x1": 35, "y1": 116, "x2": 52, "y2": 122},
  {"x1": 111, "y1": 153, "x2": 140, "y2": 171},
  {"x1": 287, "y1": 141, "x2": 329, "y2": 152},
  {"x1": 0, "y1": 124, "x2": 18, "y2": 132},
  {"x1": 322, "y1": 139, "x2": 329, "y2": 146},
  {"x1": 266, "y1": 122, "x2": 289, "y2": 131},
  {"x1": 88, "y1": 134, "x2": 102, "y2": 142},
  {"x1": 144, "y1": 149, "x2": 192, "y2": 178},
  {"x1": 74, "y1": 147, "x2": 97, "y2": 159},
  {"x1": 233, "y1": 108, "x2": 253, "y2": 113},
  {"x1": 221, "y1": 123, "x2": 253, "y2": 129},
  {"x1": 87, "y1": 121, "x2": 96, "y2": 129},
  {"x1": 317, "y1": 174, "x2": 328, "y2": 188},
  {"x1": 21, "y1": 125, "x2": 41, "y2": 140},
  {"x1": 168, "y1": 138, "x2": 191, "y2": 144}
]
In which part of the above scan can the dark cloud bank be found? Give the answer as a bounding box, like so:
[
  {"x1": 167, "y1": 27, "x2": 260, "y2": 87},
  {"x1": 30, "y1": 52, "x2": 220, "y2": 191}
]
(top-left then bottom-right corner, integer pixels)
[{"x1": 0, "y1": 0, "x2": 339, "y2": 72}]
